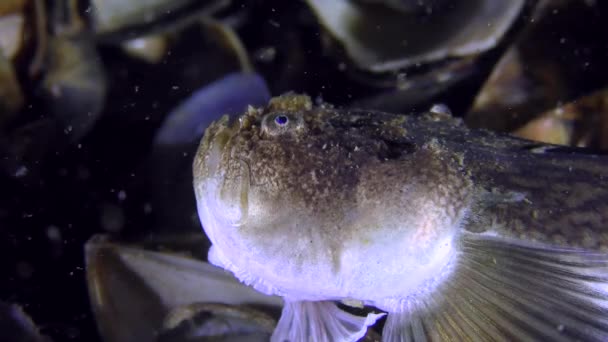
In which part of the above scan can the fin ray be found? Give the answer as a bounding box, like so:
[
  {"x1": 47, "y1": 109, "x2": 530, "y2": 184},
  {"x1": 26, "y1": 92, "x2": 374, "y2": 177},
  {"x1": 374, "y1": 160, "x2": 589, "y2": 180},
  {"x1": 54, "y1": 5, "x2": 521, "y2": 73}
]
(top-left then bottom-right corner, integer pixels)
[
  {"x1": 271, "y1": 300, "x2": 384, "y2": 342},
  {"x1": 382, "y1": 234, "x2": 608, "y2": 341}
]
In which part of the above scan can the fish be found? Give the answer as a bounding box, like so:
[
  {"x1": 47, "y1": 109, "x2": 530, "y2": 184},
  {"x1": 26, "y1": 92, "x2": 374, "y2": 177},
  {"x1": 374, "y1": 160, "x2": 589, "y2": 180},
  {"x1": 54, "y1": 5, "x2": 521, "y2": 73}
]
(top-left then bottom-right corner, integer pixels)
[{"x1": 192, "y1": 93, "x2": 608, "y2": 341}]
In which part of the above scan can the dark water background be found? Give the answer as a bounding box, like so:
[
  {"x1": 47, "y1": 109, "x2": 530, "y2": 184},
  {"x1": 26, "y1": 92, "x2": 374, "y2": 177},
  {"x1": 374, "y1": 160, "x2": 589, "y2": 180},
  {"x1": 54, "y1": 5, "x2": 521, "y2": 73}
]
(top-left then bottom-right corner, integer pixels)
[{"x1": 2, "y1": 1, "x2": 608, "y2": 341}]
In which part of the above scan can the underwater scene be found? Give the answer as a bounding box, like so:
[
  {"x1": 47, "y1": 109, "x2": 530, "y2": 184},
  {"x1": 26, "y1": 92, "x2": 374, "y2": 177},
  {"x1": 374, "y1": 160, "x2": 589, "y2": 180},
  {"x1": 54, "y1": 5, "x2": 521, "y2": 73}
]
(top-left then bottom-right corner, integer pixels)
[{"x1": 1, "y1": 1, "x2": 608, "y2": 341}]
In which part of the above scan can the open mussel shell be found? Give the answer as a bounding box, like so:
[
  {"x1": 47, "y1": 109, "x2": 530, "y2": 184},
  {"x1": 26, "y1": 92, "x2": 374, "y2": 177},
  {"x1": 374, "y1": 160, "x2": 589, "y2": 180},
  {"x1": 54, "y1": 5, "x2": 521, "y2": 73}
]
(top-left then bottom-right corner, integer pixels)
[
  {"x1": 158, "y1": 303, "x2": 276, "y2": 342},
  {"x1": 85, "y1": 235, "x2": 283, "y2": 342},
  {"x1": 467, "y1": 0, "x2": 608, "y2": 139},
  {"x1": 305, "y1": 0, "x2": 526, "y2": 74},
  {"x1": 0, "y1": 1, "x2": 27, "y2": 124},
  {"x1": 0, "y1": 50, "x2": 24, "y2": 123},
  {"x1": 348, "y1": 55, "x2": 477, "y2": 112},
  {"x1": 40, "y1": 34, "x2": 107, "y2": 142},
  {"x1": 91, "y1": 0, "x2": 230, "y2": 41},
  {"x1": 144, "y1": 72, "x2": 269, "y2": 233},
  {"x1": 0, "y1": 301, "x2": 51, "y2": 342},
  {"x1": 513, "y1": 87, "x2": 608, "y2": 149},
  {"x1": 0, "y1": 7, "x2": 25, "y2": 59},
  {"x1": 121, "y1": 33, "x2": 168, "y2": 64},
  {"x1": 91, "y1": 0, "x2": 191, "y2": 34},
  {"x1": 353, "y1": 0, "x2": 449, "y2": 14},
  {"x1": 0, "y1": 0, "x2": 28, "y2": 16}
]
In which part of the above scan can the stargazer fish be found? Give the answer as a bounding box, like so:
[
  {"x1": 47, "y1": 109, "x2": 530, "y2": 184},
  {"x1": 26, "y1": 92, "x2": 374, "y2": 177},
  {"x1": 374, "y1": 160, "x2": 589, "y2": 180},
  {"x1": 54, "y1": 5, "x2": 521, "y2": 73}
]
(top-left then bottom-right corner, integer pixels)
[{"x1": 192, "y1": 93, "x2": 608, "y2": 341}]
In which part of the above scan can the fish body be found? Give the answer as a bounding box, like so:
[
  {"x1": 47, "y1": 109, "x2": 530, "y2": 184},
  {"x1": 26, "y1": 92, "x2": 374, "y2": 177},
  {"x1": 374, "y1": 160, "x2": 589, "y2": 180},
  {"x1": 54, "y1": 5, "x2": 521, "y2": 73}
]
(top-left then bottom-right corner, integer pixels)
[{"x1": 193, "y1": 93, "x2": 608, "y2": 341}]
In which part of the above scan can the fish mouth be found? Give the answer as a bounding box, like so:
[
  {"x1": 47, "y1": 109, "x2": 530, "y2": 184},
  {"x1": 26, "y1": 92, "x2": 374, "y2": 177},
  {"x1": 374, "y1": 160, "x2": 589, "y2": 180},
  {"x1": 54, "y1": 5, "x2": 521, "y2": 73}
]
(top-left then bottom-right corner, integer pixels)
[
  {"x1": 193, "y1": 115, "x2": 234, "y2": 182},
  {"x1": 193, "y1": 115, "x2": 250, "y2": 227}
]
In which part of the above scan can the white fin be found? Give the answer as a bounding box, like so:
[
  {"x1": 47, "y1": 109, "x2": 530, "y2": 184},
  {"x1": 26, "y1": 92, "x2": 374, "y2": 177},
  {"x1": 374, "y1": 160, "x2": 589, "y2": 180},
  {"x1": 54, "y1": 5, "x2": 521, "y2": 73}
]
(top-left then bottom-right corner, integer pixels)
[
  {"x1": 207, "y1": 244, "x2": 281, "y2": 296},
  {"x1": 271, "y1": 301, "x2": 385, "y2": 342},
  {"x1": 382, "y1": 234, "x2": 608, "y2": 341}
]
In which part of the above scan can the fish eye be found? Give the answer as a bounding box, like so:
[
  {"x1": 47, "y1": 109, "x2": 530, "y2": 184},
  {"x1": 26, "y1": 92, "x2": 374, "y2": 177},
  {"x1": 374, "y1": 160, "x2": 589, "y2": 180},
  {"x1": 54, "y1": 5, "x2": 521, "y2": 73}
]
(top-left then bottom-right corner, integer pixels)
[
  {"x1": 261, "y1": 112, "x2": 306, "y2": 138},
  {"x1": 274, "y1": 114, "x2": 289, "y2": 126}
]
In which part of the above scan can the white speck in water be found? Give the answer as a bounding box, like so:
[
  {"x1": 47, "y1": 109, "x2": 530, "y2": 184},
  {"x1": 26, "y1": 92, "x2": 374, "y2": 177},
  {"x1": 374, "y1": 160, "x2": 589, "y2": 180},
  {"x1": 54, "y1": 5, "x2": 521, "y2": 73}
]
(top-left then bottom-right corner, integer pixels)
[
  {"x1": 51, "y1": 84, "x2": 61, "y2": 97},
  {"x1": 255, "y1": 47, "x2": 277, "y2": 63},
  {"x1": 396, "y1": 73, "x2": 408, "y2": 89},
  {"x1": 46, "y1": 225, "x2": 62, "y2": 242},
  {"x1": 117, "y1": 190, "x2": 127, "y2": 201},
  {"x1": 435, "y1": 72, "x2": 451, "y2": 83},
  {"x1": 14, "y1": 166, "x2": 28, "y2": 178},
  {"x1": 143, "y1": 203, "x2": 153, "y2": 214}
]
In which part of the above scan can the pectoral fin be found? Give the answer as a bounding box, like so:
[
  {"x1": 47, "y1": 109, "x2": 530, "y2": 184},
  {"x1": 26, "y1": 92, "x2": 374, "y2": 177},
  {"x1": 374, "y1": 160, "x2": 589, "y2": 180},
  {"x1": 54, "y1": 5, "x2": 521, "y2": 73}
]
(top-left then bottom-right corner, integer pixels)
[
  {"x1": 382, "y1": 234, "x2": 608, "y2": 342},
  {"x1": 272, "y1": 301, "x2": 385, "y2": 342}
]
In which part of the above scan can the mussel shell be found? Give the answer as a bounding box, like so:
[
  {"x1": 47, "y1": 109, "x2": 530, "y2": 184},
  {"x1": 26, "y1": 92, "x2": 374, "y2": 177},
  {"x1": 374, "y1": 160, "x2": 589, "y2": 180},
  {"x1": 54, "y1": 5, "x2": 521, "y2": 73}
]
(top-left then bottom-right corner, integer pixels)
[
  {"x1": 305, "y1": 0, "x2": 526, "y2": 74},
  {"x1": 91, "y1": 0, "x2": 230, "y2": 42},
  {"x1": 513, "y1": 88, "x2": 608, "y2": 149},
  {"x1": 0, "y1": 301, "x2": 50, "y2": 342},
  {"x1": 85, "y1": 236, "x2": 282, "y2": 342},
  {"x1": 0, "y1": 0, "x2": 27, "y2": 17},
  {"x1": 353, "y1": 0, "x2": 449, "y2": 14},
  {"x1": 40, "y1": 34, "x2": 107, "y2": 142},
  {"x1": 158, "y1": 303, "x2": 276, "y2": 342},
  {"x1": 0, "y1": 49, "x2": 23, "y2": 121},
  {"x1": 0, "y1": 12, "x2": 25, "y2": 59},
  {"x1": 467, "y1": 0, "x2": 608, "y2": 143},
  {"x1": 91, "y1": 0, "x2": 194, "y2": 35}
]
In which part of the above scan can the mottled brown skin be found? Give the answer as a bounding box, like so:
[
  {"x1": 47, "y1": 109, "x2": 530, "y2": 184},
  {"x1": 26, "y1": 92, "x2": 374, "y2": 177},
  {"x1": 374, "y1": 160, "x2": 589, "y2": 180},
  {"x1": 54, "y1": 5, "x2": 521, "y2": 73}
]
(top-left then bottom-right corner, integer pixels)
[
  {"x1": 195, "y1": 94, "x2": 608, "y2": 256},
  {"x1": 194, "y1": 94, "x2": 474, "y2": 300},
  {"x1": 397, "y1": 110, "x2": 608, "y2": 251}
]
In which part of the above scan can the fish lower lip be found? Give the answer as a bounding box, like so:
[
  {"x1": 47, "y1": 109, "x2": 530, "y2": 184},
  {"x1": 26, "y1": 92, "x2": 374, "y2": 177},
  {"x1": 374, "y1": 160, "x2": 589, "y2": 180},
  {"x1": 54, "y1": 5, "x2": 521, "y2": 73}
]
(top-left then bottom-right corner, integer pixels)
[{"x1": 198, "y1": 116, "x2": 233, "y2": 176}]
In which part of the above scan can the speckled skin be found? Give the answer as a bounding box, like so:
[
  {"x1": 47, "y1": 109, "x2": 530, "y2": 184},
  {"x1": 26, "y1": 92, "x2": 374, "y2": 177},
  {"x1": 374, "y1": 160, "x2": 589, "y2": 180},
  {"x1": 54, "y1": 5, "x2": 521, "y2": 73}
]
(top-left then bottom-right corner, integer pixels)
[
  {"x1": 193, "y1": 93, "x2": 608, "y2": 310},
  {"x1": 408, "y1": 111, "x2": 608, "y2": 251}
]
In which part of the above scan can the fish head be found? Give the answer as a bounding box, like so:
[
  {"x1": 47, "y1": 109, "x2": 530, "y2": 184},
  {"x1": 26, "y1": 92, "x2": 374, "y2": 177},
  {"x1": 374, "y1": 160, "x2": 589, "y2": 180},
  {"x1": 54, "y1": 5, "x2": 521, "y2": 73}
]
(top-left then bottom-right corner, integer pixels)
[
  {"x1": 192, "y1": 94, "x2": 316, "y2": 251},
  {"x1": 193, "y1": 93, "x2": 473, "y2": 299}
]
